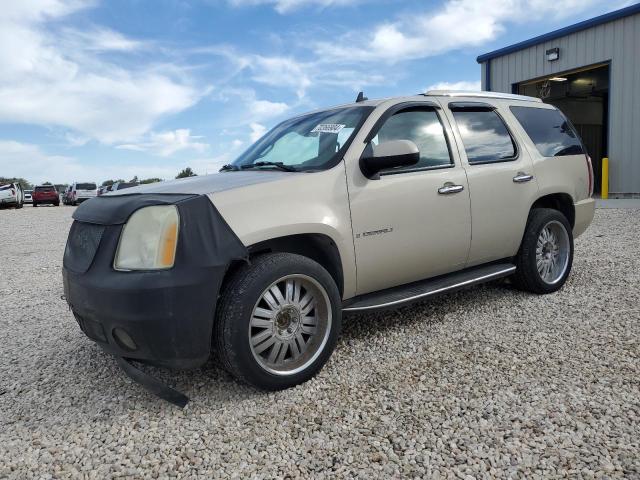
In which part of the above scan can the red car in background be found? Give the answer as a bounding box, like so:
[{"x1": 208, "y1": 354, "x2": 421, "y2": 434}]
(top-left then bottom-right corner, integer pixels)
[{"x1": 33, "y1": 185, "x2": 60, "y2": 207}]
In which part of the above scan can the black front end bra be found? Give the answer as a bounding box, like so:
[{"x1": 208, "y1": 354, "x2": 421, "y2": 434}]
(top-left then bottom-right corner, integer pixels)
[{"x1": 62, "y1": 193, "x2": 248, "y2": 407}]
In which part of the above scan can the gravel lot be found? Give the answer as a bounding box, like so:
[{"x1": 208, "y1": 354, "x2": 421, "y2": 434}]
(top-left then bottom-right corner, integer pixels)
[{"x1": 1, "y1": 205, "x2": 638, "y2": 479}]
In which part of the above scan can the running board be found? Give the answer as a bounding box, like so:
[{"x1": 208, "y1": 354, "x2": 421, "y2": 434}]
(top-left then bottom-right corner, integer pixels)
[{"x1": 342, "y1": 262, "x2": 516, "y2": 312}]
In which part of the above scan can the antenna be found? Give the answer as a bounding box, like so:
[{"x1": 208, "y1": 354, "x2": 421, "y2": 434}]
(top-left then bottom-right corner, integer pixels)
[{"x1": 355, "y1": 91, "x2": 368, "y2": 103}]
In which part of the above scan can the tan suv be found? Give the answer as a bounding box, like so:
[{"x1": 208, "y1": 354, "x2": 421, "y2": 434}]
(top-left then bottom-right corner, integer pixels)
[{"x1": 63, "y1": 91, "x2": 595, "y2": 405}]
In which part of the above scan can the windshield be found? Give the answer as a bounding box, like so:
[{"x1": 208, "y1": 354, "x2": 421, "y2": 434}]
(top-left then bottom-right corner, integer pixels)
[
  {"x1": 35, "y1": 186, "x2": 55, "y2": 192},
  {"x1": 231, "y1": 106, "x2": 372, "y2": 172}
]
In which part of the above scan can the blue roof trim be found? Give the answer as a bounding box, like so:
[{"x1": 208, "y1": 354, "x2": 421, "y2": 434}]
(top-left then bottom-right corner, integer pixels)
[{"x1": 477, "y1": 3, "x2": 640, "y2": 63}]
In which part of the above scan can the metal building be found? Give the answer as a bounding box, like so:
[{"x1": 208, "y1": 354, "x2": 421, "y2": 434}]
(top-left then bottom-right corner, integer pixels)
[{"x1": 477, "y1": 3, "x2": 640, "y2": 197}]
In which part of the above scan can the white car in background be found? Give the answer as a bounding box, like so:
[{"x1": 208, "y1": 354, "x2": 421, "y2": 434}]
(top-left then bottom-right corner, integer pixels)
[
  {"x1": 24, "y1": 190, "x2": 33, "y2": 203},
  {"x1": 68, "y1": 182, "x2": 98, "y2": 205},
  {"x1": 0, "y1": 183, "x2": 24, "y2": 209}
]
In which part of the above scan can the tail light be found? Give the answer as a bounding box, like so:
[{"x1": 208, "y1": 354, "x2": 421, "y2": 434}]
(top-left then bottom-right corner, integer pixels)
[{"x1": 585, "y1": 154, "x2": 594, "y2": 197}]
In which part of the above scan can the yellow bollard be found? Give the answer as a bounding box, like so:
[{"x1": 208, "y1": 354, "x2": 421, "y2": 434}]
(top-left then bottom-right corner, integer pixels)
[{"x1": 601, "y1": 157, "x2": 609, "y2": 199}]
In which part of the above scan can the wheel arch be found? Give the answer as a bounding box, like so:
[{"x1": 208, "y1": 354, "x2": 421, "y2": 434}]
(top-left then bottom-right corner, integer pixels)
[
  {"x1": 530, "y1": 192, "x2": 575, "y2": 228},
  {"x1": 224, "y1": 233, "x2": 345, "y2": 297}
]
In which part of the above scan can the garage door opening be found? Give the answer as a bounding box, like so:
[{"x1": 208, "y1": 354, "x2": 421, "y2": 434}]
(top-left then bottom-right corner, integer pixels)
[{"x1": 515, "y1": 64, "x2": 610, "y2": 195}]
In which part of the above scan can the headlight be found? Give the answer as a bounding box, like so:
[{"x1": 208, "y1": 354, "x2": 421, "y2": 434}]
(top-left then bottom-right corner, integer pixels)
[{"x1": 114, "y1": 205, "x2": 179, "y2": 271}]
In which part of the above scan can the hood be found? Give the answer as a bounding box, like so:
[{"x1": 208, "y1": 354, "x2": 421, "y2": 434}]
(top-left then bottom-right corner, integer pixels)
[{"x1": 106, "y1": 171, "x2": 294, "y2": 196}]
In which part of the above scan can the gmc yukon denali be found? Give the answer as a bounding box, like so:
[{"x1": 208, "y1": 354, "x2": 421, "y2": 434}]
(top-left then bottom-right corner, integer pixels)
[{"x1": 62, "y1": 91, "x2": 595, "y2": 405}]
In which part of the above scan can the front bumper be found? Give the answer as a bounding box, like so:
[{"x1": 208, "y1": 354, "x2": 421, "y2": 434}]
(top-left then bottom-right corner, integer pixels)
[{"x1": 62, "y1": 193, "x2": 248, "y2": 370}]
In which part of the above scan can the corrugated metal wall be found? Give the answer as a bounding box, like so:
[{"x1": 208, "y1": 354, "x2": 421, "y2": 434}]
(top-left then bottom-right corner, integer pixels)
[{"x1": 481, "y1": 13, "x2": 640, "y2": 194}]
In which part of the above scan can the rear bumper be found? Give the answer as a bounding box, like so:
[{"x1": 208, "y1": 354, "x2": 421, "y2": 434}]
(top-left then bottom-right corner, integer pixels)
[
  {"x1": 573, "y1": 198, "x2": 596, "y2": 238},
  {"x1": 34, "y1": 196, "x2": 59, "y2": 203}
]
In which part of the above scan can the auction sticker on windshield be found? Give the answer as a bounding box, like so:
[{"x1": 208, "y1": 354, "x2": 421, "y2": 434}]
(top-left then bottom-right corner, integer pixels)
[{"x1": 311, "y1": 124, "x2": 346, "y2": 134}]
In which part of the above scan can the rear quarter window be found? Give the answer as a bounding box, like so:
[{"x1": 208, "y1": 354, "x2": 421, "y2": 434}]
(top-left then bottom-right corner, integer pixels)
[{"x1": 510, "y1": 106, "x2": 583, "y2": 157}]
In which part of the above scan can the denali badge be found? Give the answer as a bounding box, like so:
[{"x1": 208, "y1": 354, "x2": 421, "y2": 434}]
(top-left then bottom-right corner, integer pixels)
[{"x1": 356, "y1": 227, "x2": 393, "y2": 238}]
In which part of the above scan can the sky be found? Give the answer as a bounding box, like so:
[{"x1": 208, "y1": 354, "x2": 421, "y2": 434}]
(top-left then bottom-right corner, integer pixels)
[{"x1": 0, "y1": 0, "x2": 633, "y2": 184}]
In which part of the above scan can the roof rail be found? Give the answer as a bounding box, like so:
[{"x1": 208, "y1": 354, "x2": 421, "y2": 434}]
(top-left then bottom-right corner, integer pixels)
[{"x1": 424, "y1": 90, "x2": 543, "y2": 103}]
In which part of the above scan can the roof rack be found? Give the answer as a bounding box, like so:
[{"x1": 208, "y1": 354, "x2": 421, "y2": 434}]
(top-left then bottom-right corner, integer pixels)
[{"x1": 424, "y1": 90, "x2": 543, "y2": 103}]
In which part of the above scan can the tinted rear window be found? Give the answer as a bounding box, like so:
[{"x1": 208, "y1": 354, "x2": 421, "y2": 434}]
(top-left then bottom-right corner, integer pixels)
[
  {"x1": 35, "y1": 186, "x2": 55, "y2": 192},
  {"x1": 510, "y1": 106, "x2": 583, "y2": 157},
  {"x1": 77, "y1": 183, "x2": 97, "y2": 190},
  {"x1": 452, "y1": 109, "x2": 516, "y2": 164}
]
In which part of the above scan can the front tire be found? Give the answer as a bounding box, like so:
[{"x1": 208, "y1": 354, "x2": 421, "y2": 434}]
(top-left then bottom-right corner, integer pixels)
[
  {"x1": 215, "y1": 253, "x2": 341, "y2": 390},
  {"x1": 513, "y1": 208, "x2": 573, "y2": 294}
]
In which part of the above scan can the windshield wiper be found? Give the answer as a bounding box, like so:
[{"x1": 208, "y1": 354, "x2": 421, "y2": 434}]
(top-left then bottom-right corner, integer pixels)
[
  {"x1": 241, "y1": 162, "x2": 298, "y2": 172},
  {"x1": 219, "y1": 164, "x2": 239, "y2": 172}
]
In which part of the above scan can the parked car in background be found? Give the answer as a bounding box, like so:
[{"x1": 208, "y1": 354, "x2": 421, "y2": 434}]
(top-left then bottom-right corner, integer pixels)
[
  {"x1": 97, "y1": 185, "x2": 111, "y2": 196},
  {"x1": 24, "y1": 190, "x2": 33, "y2": 203},
  {"x1": 64, "y1": 91, "x2": 596, "y2": 404},
  {"x1": 62, "y1": 186, "x2": 72, "y2": 205},
  {"x1": 33, "y1": 185, "x2": 60, "y2": 207},
  {"x1": 0, "y1": 183, "x2": 24, "y2": 209},
  {"x1": 67, "y1": 182, "x2": 98, "y2": 205},
  {"x1": 110, "y1": 181, "x2": 139, "y2": 192}
]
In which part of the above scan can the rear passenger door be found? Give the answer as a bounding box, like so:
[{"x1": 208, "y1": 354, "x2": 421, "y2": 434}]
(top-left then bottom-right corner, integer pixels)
[{"x1": 442, "y1": 100, "x2": 539, "y2": 266}]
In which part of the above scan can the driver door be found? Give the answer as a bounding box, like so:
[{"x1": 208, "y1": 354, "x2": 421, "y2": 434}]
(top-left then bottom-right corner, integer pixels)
[{"x1": 346, "y1": 104, "x2": 472, "y2": 295}]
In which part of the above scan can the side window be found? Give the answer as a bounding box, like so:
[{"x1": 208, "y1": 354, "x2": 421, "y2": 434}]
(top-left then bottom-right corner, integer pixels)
[
  {"x1": 510, "y1": 106, "x2": 584, "y2": 157},
  {"x1": 452, "y1": 109, "x2": 517, "y2": 164},
  {"x1": 372, "y1": 109, "x2": 452, "y2": 173}
]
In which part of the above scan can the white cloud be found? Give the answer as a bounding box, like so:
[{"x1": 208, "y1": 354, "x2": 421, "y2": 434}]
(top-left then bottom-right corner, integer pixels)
[
  {"x1": 63, "y1": 27, "x2": 145, "y2": 52},
  {"x1": 315, "y1": 0, "x2": 607, "y2": 63},
  {"x1": 250, "y1": 56, "x2": 311, "y2": 98},
  {"x1": 250, "y1": 123, "x2": 267, "y2": 142},
  {"x1": 0, "y1": 140, "x2": 178, "y2": 184},
  {"x1": 117, "y1": 129, "x2": 208, "y2": 157},
  {"x1": 427, "y1": 80, "x2": 481, "y2": 92},
  {"x1": 228, "y1": 0, "x2": 362, "y2": 14},
  {"x1": 250, "y1": 99, "x2": 289, "y2": 119},
  {"x1": 0, "y1": 0, "x2": 205, "y2": 144}
]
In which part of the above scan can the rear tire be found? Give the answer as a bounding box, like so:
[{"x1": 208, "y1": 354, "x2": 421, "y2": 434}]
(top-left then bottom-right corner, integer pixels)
[
  {"x1": 215, "y1": 253, "x2": 341, "y2": 390},
  {"x1": 513, "y1": 208, "x2": 573, "y2": 294},
  {"x1": 33, "y1": 202, "x2": 38, "y2": 207}
]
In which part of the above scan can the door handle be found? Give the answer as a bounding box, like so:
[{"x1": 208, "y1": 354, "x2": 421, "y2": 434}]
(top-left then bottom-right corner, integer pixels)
[
  {"x1": 513, "y1": 172, "x2": 534, "y2": 183},
  {"x1": 438, "y1": 183, "x2": 464, "y2": 195}
]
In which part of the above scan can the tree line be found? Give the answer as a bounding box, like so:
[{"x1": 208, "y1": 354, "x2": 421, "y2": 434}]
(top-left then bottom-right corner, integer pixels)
[{"x1": 1, "y1": 167, "x2": 198, "y2": 192}]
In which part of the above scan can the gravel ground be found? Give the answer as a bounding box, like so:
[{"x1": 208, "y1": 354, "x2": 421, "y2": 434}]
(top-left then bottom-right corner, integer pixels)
[{"x1": 0, "y1": 205, "x2": 638, "y2": 479}]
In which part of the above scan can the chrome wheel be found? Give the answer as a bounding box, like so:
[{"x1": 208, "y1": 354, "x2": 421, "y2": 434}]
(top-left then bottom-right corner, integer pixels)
[
  {"x1": 248, "y1": 274, "x2": 332, "y2": 376},
  {"x1": 536, "y1": 220, "x2": 570, "y2": 285}
]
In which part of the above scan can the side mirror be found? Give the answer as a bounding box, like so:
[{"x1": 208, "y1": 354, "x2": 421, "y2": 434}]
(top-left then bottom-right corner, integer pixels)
[{"x1": 359, "y1": 139, "x2": 420, "y2": 179}]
